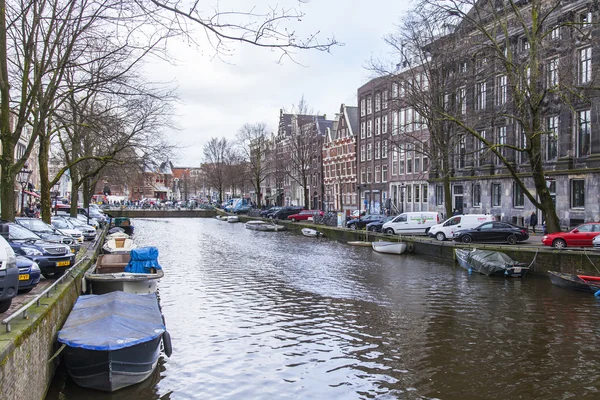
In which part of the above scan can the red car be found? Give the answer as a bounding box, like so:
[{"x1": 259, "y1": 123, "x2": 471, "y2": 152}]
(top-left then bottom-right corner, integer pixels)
[
  {"x1": 287, "y1": 210, "x2": 323, "y2": 222},
  {"x1": 542, "y1": 222, "x2": 600, "y2": 249}
]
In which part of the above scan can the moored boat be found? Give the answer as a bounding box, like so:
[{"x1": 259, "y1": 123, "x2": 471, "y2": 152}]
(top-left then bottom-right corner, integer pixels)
[
  {"x1": 548, "y1": 271, "x2": 600, "y2": 293},
  {"x1": 85, "y1": 247, "x2": 164, "y2": 295},
  {"x1": 245, "y1": 220, "x2": 285, "y2": 231},
  {"x1": 301, "y1": 228, "x2": 323, "y2": 237},
  {"x1": 227, "y1": 216, "x2": 240, "y2": 223},
  {"x1": 109, "y1": 217, "x2": 134, "y2": 236},
  {"x1": 57, "y1": 291, "x2": 172, "y2": 392},
  {"x1": 371, "y1": 241, "x2": 407, "y2": 255},
  {"x1": 103, "y1": 237, "x2": 136, "y2": 254},
  {"x1": 455, "y1": 248, "x2": 528, "y2": 277}
]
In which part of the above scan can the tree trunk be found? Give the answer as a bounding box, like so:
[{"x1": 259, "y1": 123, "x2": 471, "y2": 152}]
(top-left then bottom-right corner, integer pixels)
[
  {"x1": 69, "y1": 167, "x2": 79, "y2": 218},
  {"x1": 442, "y1": 152, "x2": 453, "y2": 219},
  {"x1": 0, "y1": 154, "x2": 15, "y2": 221},
  {"x1": 39, "y1": 135, "x2": 52, "y2": 223}
]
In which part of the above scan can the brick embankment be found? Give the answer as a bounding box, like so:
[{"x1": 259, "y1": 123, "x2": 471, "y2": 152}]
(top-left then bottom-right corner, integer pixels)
[{"x1": 0, "y1": 232, "x2": 104, "y2": 400}]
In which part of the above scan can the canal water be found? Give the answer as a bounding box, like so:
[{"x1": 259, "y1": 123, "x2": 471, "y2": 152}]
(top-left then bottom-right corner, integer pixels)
[{"x1": 47, "y1": 218, "x2": 600, "y2": 399}]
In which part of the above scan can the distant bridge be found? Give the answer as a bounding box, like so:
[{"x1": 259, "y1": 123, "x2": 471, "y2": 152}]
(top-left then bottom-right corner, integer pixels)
[{"x1": 104, "y1": 209, "x2": 217, "y2": 218}]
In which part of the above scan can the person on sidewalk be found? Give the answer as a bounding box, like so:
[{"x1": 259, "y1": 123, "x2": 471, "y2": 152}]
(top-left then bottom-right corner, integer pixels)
[{"x1": 530, "y1": 211, "x2": 538, "y2": 234}]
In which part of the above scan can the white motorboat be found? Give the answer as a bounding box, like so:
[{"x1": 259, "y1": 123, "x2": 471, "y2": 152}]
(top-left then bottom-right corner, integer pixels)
[
  {"x1": 227, "y1": 216, "x2": 240, "y2": 223},
  {"x1": 371, "y1": 241, "x2": 407, "y2": 255},
  {"x1": 103, "y1": 237, "x2": 136, "y2": 254},
  {"x1": 301, "y1": 228, "x2": 323, "y2": 237},
  {"x1": 245, "y1": 220, "x2": 285, "y2": 231},
  {"x1": 106, "y1": 231, "x2": 130, "y2": 241},
  {"x1": 84, "y1": 248, "x2": 164, "y2": 295}
]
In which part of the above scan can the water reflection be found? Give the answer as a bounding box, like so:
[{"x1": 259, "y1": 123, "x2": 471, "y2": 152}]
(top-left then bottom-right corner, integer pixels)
[{"x1": 47, "y1": 218, "x2": 600, "y2": 399}]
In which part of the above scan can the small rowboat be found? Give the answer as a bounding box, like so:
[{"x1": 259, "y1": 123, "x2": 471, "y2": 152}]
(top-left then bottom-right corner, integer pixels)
[
  {"x1": 301, "y1": 228, "x2": 323, "y2": 237},
  {"x1": 548, "y1": 271, "x2": 600, "y2": 293},
  {"x1": 371, "y1": 241, "x2": 407, "y2": 255}
]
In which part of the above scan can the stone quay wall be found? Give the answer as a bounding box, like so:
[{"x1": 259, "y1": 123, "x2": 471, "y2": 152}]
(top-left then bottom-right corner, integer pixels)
[{"x1": 0, "y1": 232, "x2": 104, "y2": 400}]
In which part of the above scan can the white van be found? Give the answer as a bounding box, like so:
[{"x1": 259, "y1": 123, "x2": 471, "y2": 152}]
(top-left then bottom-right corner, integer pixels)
[
  {"x1": 382, "y1": 212, "x2": 443, "y2": 235},
  {"x1": 428, "y1": 214, "x2": 495, "y2": 241},
  {"x1": 0, "y1": 232, "x2": 19, "y2": 313}
]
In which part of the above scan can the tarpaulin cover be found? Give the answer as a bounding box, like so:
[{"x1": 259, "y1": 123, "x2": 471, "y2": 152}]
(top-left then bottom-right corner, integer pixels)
[
  {"x1": 124, "y1": 247, "x2": 162, "y2": 274},
  {"x1": 57, "y1": 291, "x2": 165, "y2": 351},
  {"x1": 466, "y1": 250, "x2": 521, "y2": 276}
]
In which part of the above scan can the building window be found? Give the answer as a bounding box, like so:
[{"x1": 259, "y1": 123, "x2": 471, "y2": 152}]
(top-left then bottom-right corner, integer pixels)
[
  {"x1": 475, "y1": 130, "x2": 485, "y2": 167},
  {"x1": 496, "y1": 75, "x2": 507, "y2": 105},
  {"x1": 382, "y1": 140, "x2": 388, "y2": 159},
  {"x1": 476, "y1": 82, "x2": 486, "y2": 111},
  {"x1": 436, "y1": 185, "x2": 444, "y2": 206},
  {"x1": 551, "y1": 25, "x2": 560, "y2": 40},
  {"x1": 360, "y1": 122, "x2": 365, "y2": 139},
  {"x1": 472, "y1": 184, "x2": 481, "y2": 207},
  {"x1": 406, "y1": 145, "x2": 413, "y2": 173},
  {"x1": 361, "y1": 169, "x2": 366, "y2": 184},
  {"x1": 497, "y1": 126, "x2": 506, "y2": 165},
  {"x1": 577, "y1": 109, "x2": 591, "y2": 157},
  {"x1": 545, "y1": 116, "x2": 558, "y2": 160},
  {"x1": 367, "y1": 167, "x2": 372, "y2": 183},
  {"x1": 360, "y1": 145, "x2": 365, "y2": 162},
  {"x1": 579, "y1": 47, "x2": 592, "y2": 84},
  {"x1": 382, "y1": 165, "x2": 388, "y2": 182},
  {"x1": 406, "y1": 108, "x2": 413, "y2": 132},
  {"x1": 579, "y1": 10, "x2": 593, "y2": 26},
  {"x1": 383, "y1": 90, "x2": 389, "y2": 109},
  {"x1": 375, "y1": 141, "x2": 381, "y2": 159},
  {"x1": 571, "y1": 179, "x2": 585, "y2": 208},
  {"x1": 367, "y1": 96, "x2": 372, "y2": 114},
  {"x1": 360, "y1": 98, "x2": 365, "y2": 116},
  {"x1": 414, "y1": 184, "x2": 420, "y2": 203},
  {"x1": 422, "y1": 184, "x2": 428, "y2": 203},
  {"x1": 399, "y1": 146, "x2": 405, "y2": 174},
  {"x1": 546, "y1": 58, "x2": 559, "y2": 88},
  {"x1": 422, "y1": 155, "x2": 428, "y2": 171},
  {"x1": 375, "y1": 117, "x2": 381, "y2": 135},
  {"x1": 513, "y1": 182, "x2": 524, "y2": 207},
  {"x1": 367, "y1": 120, "x2": 372, "y2": 137},
  {"x1": 516, "y1": 125, "x2": 527, "y2": 164},
  {"x1": 392, "y1": 111, "x2": 399, "y2": 135},
  {"x1": 492, "y1": 183, "x2": 501, "y2": 207},
  {"x1": 375, "y1": 166, "x2": 381, "y2": 183},
  {"x1": 382, "y1": 115, "x2": 388, "y2": 134},
  {"x1": 520, "y1": 36, "x2": 530, "y2": 52},
  {"x1": 392, "y1": 82, "x2": 399, "y2": 98},
  {"x1": 367, "y1": 143, "x2": 372, "y2": 161},
  {"x1": 459, "y1": 86, "x2": 466, "y2": 115},
  {"x1": 407, "y1": 185, "x2": 412, "y2": 203},
  {"x1": 456, "y1": 135, "x2": 466, "y2": 169},
  {"x1": 375, "y1": 93, "x2": 381, "y2": 112},
  {"x1": 392, "y1": 150, "x2": 398, "y2": 176}
]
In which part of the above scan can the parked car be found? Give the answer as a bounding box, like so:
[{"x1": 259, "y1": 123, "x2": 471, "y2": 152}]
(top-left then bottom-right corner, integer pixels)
[
  {"x1": 0, "y1": 221, "x2": 75, "y2": 279},
  {"x1": 382, "y1": 212, "x2": 443, "y2": 235},
  {"x1": 366, "y1": 216, "x2": 395, "y2": 232},
  {"x1": 16, "y1": 256, "x2": 41, "y2": 293},
  {"x1": 272, "y1": 206, "x2": 303, "y2": 220},
  {"x1": 452, "y1": 221, "x2": 529, "y2": 244},
  {"x1": 428, "y1": 214, "x2": 496, "y2": 241},
  {"x1": 261, "y1": 206, "x2": 282, "y2": 218},
  {"x1": 0, "y1": 231, "x2": 19, "y2": 313},
  {"x1": 542, "y1": 222, "x2": 600, "y2": 249},
  {"x1": 15, "y1": 217, "x2": 80, "y2": 253},
  {"x1": 593, "y1": 234, "x2": 600, "y2": 250},
  {"x1": 347, "y1": 214, "x2": 386, "y2": 230},
  {"x1": 50, "y1": 219, "x2": 84, "y2": 243},
  {"x1": 53, "y1": 204, "x2": 107, "y2": 226},
  {"x1": 54, "y1": 216, "x2": 97, "y2": 241},
  {"x1": 233, "y1": 205, "x2": 253, "y2": 215},
  {"x1": 287, "y1": 210, "x2": 323, "y2": 222}
]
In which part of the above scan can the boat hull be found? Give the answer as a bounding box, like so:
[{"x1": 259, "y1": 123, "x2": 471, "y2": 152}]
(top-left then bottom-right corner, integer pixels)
[
  {"x1": 245, "y1": 221, "x2": 285, "y2": 231},
  {"x1": 455, "y1": 249, "x2": 528, "y2": 277},
  {"x1": 63, "y1": 335, "x2": 162, "y2": 392},
  {"x1": 301, "y1": 228, "x2": 322, "y2": 237},
  {"x1": 86, "y1": 275, "x2": 160, "y2": 295},
  {"x1": 347, "y1": 241, "x2": 372, "y2": 247},
  {"x1": 371, "y1": 241, "x2": 407, "y2": 254},
  {"x1": 548, "y1": 271, "x2": 600, "y2": 292}
]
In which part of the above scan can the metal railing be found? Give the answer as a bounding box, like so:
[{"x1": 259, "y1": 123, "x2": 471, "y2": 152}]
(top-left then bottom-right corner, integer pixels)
[{"x1": 2, "y1": 257, "x2": 89, "y2": 333}]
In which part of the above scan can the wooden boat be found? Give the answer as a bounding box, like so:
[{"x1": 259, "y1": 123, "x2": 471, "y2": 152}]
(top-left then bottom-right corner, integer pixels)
[
  {"x1": 57, "y1": 291, "x2": 172, "y2": 392},
  {"x1": 371, "y1": 241, "x2": 407, "y2": 254},
  {"x1": 227, "y1": 215, "x2": 240, "y2": 223},
  {"x1": 215, "y1": 215, "x2": 228, "y2": 221},
  {"x1": 245, "y1": 220, "x2": 285, "y2": 231},
  {"x1": 103, "y1": 237, "x2": 136, "y2": 254},
  {"x1": 548, "y1": 271, "x2": 600, "y2": 293},
  {"x1": 347, "y1": 241, "x2": 372, "y2": 247},
  {"x1": 455, "y1": 249, "x2": 529, "y2": 277},
  {"x1": 301, "y1": 228, "x2": 323, "y2": 237},
  {"x1": 85, "y1": 248, "x2": 164, "y2": 295},
  {"x1": 109, "y1": 217, "x2": 134, "y2": 235}
]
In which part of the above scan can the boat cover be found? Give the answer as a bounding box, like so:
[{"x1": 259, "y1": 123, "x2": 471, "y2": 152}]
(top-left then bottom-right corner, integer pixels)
[
  {"x1": 467, "y1": 250, "x2": 521, "y2": 275},
  {"x1": 124, "y1": 247, "x2": 162, "y2": 273},
  {"x1": 58, "y1": 292, "x2": 165, "y2": 351}
]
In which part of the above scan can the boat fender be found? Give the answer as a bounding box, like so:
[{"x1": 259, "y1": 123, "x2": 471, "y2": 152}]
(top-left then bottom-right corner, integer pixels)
[
  {"x1": 162, "y1": 331, "x2": 173, "y2": 357},
  {"x1": 595, "y1": 289, "x2": 600, "y2": 298},
  {"x1": 468, "y1": 268, "x2": 473, "y2": 275},
  {"x1": 406, "y1": 242, "x2": 414, "y2": 253},
  {"x1": 81, "y1": 277, "x2": 87, "y2": 294}
]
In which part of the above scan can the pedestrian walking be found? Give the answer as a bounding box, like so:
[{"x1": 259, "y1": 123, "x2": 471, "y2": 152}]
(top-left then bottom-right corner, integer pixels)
[{"x1": 530, "y1": 211, "x2": 538, "y2": 234}]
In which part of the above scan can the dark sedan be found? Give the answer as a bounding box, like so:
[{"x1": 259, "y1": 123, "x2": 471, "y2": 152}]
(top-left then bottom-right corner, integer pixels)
[
  {"x1": 366, "y1": 216, "x2": 395, "y2": 232},
  {"x1": 452, "y1": 221, "x2": 529, "y2": 244},
  {"x1": 347, "y1": 214, "x2": 386, "y2": 230},
  {"x1": 271, "y1": 206, "x2": 303, "y2": 220},
  {"x1": 15, "y1": 217, "x2": 81, "y2": 252},
  {"x1": 260, "y1": 206, "x2": 281, "y2": 218},
  {"x1": 16, "y1": 256, "x2": 41, "y2": 293}
]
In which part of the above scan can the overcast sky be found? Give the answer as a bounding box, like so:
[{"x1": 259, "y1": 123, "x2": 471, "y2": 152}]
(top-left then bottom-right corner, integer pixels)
[{"x1": 143, "y1": 1, "x2": 411, "y2": 167}]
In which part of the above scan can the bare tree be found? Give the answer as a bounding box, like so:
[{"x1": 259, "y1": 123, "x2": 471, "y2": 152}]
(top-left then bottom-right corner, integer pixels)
[
  {"x1": 237, "y1": 123, "x2": 271, "y2": 206},
  {"x1": 202, "y1": 137, "x2": 236, "y2": 205}
]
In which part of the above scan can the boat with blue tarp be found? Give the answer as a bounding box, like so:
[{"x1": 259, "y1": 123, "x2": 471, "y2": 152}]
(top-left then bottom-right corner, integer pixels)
[
  {"x1": 84, "y1": 247, "x2": 164, "y2": 295},
  {"x1": 58, "y1": 291, "x2": 172, "y2": 392}
]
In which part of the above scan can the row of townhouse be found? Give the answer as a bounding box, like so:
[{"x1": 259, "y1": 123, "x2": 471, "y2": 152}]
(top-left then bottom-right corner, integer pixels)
[{"x1": 260, "y1": 0, "x2": 600, "y2": 227}]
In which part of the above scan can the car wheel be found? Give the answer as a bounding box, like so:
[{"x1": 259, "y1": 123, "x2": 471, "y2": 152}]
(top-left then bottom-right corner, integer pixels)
[
  {"x1": 42, "y1": 270, "x2": 65, "y2": 279},
  {"x1": 506, "y1": 235, "x2": 518, "y2": 245},
  {"x1": 384, "y1": 228, "x2": 395, "y2": 234},
  {"x1": 461, "y1": 235, "x2": 472, "y2": 244},
  {"x1": 350, "y1": 224, "x2": 357, "y2": 230},
  {"x1": 0, "y1": 299, "x2": 11, "y2": 313},
  {"x1": 552, "y1": 239, "x2": 567, "y2": 249},
  {"x1": 435, "y1": 232, "x2": 446, "y2": 241},
  {"x1": 425, "y1": 228, "x2": 430, "y2": 235},
  {"x1": 291, "y1": 218, "x2": 297, "y2": 222}
]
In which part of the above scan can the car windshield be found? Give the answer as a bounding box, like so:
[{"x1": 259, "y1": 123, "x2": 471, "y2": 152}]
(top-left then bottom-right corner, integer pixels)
[
  {"x1": 9, "y1": 224, "x2": 41, "y2": 240},
  {"x1": 19, "y1": 219, "x2": 55, "y2": 233},
  {"x1": 52, "y1": 219, "x2": 72, "y2": 229},
  {"x1": 67, "y1": 218, "x2": 85, "y2": 227}
]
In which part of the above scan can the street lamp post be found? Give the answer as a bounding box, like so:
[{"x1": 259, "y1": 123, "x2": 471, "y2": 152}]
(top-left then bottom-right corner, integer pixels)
[{"x1": 17, "y1": 166, "x2": 33, "y2": 217}]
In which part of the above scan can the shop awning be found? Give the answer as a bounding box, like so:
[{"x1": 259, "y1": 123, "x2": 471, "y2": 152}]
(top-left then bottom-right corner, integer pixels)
[{"x1": 24, "y1": 190, "x2": 40, "y2": 198}]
